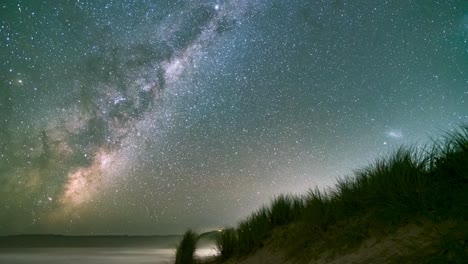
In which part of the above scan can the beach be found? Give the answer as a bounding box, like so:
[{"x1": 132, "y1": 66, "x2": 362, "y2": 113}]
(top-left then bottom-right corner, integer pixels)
[{"x1": 0, "y1": 246, "x2": 218, "y2": 264}]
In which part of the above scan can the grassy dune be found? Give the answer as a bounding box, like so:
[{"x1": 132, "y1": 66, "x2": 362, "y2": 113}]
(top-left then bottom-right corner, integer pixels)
[{"x1": 175, "y1": 126, "x2": 468, "y2": 263}]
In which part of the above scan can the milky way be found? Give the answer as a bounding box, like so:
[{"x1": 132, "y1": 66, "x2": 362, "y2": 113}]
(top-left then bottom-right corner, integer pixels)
[{"x1": 1, "y1": 1, "x2": 467, "y2": 235}]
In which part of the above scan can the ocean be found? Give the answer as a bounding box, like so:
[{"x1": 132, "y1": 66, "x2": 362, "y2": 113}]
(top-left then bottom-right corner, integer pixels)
[{"x1": 0, "y1": 246, "x2": 217, "y2": 264}]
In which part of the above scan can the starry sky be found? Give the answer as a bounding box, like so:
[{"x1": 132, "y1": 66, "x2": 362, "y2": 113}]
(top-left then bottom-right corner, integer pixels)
[{"x1": 0, "y1": 0, "x2": 467, "y2": 235}]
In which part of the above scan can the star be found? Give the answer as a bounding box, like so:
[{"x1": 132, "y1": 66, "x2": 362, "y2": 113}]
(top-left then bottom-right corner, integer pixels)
[{"x1": 0, "y1": 0, "x2": 466, "y2": 236}]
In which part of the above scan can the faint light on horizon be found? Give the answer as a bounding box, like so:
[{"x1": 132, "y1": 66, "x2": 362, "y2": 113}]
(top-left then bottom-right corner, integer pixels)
[{"x1": 195, "y1": 247, "x2": 219, "y2": 258}]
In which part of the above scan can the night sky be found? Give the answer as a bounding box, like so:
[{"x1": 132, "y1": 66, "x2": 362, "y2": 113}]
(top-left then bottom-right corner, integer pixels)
[{"x1": 0, "y1": 0, "x2": 467, "y2": 235}]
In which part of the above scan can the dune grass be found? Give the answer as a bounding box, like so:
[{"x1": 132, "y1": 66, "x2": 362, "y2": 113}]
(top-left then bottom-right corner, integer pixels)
[
  {"x1": 236, "y1": 206, "x2": 271, "y2": 254},
  {"x1": 270, "y1": 194, "x2": 304, "y2": 226},
  {"x1": 175, "y1": 229, "x2": 199, "y2": 264},
  {"x1": 216, "y1": 228, "x2": 237, "y2": 260},
  {"x1": 214, "y1": 126, "x2": 468, "y2": 261}
]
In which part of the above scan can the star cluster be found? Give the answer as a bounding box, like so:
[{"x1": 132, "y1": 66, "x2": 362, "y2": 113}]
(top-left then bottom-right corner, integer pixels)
[{"x1": 0, "y1": 0, "x2": 467, "y2": 235}]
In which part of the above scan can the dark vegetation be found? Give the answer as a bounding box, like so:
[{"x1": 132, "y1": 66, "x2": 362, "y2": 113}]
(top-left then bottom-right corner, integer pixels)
[
  {"x1": 176, "y1": 126, "x2": 468, "y2": 263},
  {"x1": 175, "y1": 230, "x2": 199, "y2": 264}
]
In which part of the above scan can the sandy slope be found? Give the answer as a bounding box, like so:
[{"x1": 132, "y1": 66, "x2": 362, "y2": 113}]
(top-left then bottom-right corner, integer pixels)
[
  {"x1": 312, "y1": 223, "x2": 431, "y2": 264},
  {"x1": 223, "y1": 247, "x2": 289, "y2": 264},
  {"x1": 221, "y1": 220, "x2": 463, "y2": 264}
]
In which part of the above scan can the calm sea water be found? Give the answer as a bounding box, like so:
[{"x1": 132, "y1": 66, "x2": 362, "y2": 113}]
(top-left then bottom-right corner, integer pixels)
[{"x1": 0, "y1": 247, "x2": 217, "y2": 264}]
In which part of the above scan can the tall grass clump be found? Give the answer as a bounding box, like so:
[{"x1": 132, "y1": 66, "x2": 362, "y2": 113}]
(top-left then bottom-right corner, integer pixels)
[
  {"x1": 430, "y1": 127, "x2": 468, "y2": 184},
  {"x1": 303, "y1": 187, "x2": 335, "y2": 229},
  {"x1": 175, "y1": 229, "x2": 199, "y2": 264},
  {"x1": 216, "y1": 228, "x2": 238, "y2": 259},
  {"x1": 237, "y1": 206, "x2": 271, "y2": 254},
  {"x1": 331, "y1": 148, "x2": 431, "y2": 225},
  {"x1": 270, "y1": 194, "x2": 304, "y2": 226},
  {"x1": 216, "y1": 194, "x2": 304, "y2": 258},
  {"x1": 425, "y1": 127, "x2": 468, "y2": 219}
]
